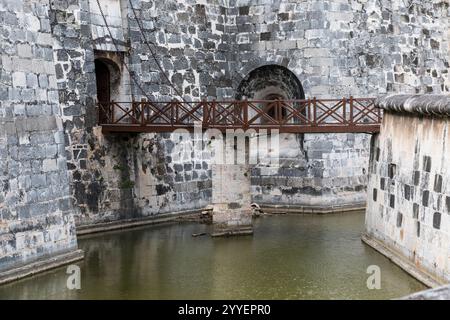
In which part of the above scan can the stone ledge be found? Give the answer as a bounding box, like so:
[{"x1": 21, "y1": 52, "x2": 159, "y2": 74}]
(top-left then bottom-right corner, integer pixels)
[
  {"x1": 400, "y1": 284, "x2": 450, "y2": 300},
  {"x1": 76, "y1": 209, "x2": 205, "y2": 236},
  {"x1": 361, "y1": 233, "x2": 446, "y2": 289},
  {"x1": 211, "y1": 226, "x2": 254, "y2": 237},
  {"x1": 0, "y1": 249, "x2": 84, "y2": 285},
  {"x1": 376, "y1": 94, "x2": 450, "y2": 117},
  {"x1": 260, "y1": 202, "x2": 366, "y2": 214}
]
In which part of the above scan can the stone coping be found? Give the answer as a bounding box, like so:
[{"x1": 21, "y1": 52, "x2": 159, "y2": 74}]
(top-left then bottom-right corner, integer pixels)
[
  {"x1": 76, "y1": 202, "x2": 368, "y2": 236},
  {"x1": 401, "y1": 284, "x2": 450, "y2": 300},
  {"x1": 361, "y1": 233, "x2": 446, "y2": 289},
  {"x1": 260, "y1": 202, "x2": 366, "y2": 214},
  {"x1": 76, "y1": 209, "x2": 206, "y2": 236},
  {"x1": 376, "y1": 94, "x2": 450, "y2": 117},
  {"x1": 0, "y1": 249, "x2": 84, "y2": 285}
]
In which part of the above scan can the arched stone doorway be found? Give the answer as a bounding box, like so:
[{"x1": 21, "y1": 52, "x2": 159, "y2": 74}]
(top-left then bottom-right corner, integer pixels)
[
  {"x1": 95, "y1": 59, "x2": 111, "y2": 104},
  {"x1": 94, "y1": 56, "x2": 122, "y2": 124},
  {"x1": 236, "y1": 64, "x2": 305, "y2": 152},
  {"x1": 236, "y1": 65, "x2": 304, "y2": 99}
]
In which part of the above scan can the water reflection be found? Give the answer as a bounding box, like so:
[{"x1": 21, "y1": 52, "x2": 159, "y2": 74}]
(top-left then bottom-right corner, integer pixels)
[{"x1": 0, "y1": 212, "x2": 425, "y2": 299}]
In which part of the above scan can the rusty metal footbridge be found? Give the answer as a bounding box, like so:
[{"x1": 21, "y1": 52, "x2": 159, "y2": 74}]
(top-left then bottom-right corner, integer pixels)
[{"x1": 98, "y1": 97, "x2": 381, "y2": 134}]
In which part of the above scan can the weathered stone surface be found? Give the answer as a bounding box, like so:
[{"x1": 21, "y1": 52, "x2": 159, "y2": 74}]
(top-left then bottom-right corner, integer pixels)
[
  {"x1": 0, "y1": 0, "x2": 79, "y2": 274},
  {"x1": 211, "y1": 163, "x2": 253, "y2": 235},
  {"x1": 402, "y1": 285, "x2": 450, "y2": 300},
  {"x1": 377, "y1": 94, "x2": 450, "y2": 116},
  {"x1": 2, "y1": 0, "x2": 450, "y2": 275},
  {"x1": 365, "y1": 94, "x2": 450, "y2": 284}
]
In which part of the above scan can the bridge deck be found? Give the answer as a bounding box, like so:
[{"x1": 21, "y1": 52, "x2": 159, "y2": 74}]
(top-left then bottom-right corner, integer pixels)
[{"x1": 99, "y1": 97, "x2": 381, "y2": 134}]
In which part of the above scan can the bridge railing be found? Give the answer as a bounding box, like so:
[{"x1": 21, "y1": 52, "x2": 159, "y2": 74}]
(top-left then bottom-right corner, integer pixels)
[{"x1": 98, "y1": 97, "x2": 381, "y2": 133}]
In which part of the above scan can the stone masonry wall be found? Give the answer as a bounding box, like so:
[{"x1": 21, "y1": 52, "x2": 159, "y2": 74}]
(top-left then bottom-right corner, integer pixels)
[
  {"x1": 229, "y1": 0, "x2": 449, "y2": 209},
  {"x1": 72, "y1": 129, "x2": 211, "y2": 227},
  {"x1": 229, "y1": 0, "x2": 450, "y2": 96},
  {"x1": 48, "y1": 0, "x2": 217, "y2": 226},
  {"x1": 48, "y1": 0, "x2": 450, "y2": 224},
  {"x1": 2, "y1": 0, "x2": 448, "y2": 278},
  {"x1": 0, "y1": 0, "x2": 78, "y2": 272},
  {"x1": 365, "y1": 95, "x2": 450, "y2": 283}
]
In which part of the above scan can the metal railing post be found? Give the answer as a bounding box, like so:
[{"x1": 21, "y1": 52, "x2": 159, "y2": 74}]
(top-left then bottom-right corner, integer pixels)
[
  {"x1": 307, "y1": 98, "x2": 311, "y2": 125},
  {"x1": 202, "y1": 99, "x2": 208, "y2": 127},
  {"x1": 276, "y1": 99, "x2": 281, "y2": 123},
  {"x1": 111, "y1": 100, "x2": 115, "y2": 124},
  {"x1": 172, "y1": 99, "x2": 177, "y2": 125},
  {"x1": 170, "y1": 99, "x2": 174, "y2": 126},
  {"x1": 213, "y1": 99, "x2": 217, "y2": 127},
  {"x1": 97, "y1": 102, "x2": 101, "y2": 125},
  {"x1": 377, "y1": 99, "x2": 381, "y2": 123},
  {"x1": 208, "y1": 99, "x2": 214, "y2": 126},
  {"x1": 349, "y1": 96, "x2": 354, "y2": 125},
  {"x1": 131, "y1": 100, "x2": 136, "y2": 124},
  {"x1": 141, "y1": 98, "x2": 146, "y2": 126},
  {"x1": 343, "y1": 97, "x2": 347, "y2": 124},
  {"x1": 243, "y1": 99, "x2": 248, "y2": 130},
  {"x1": 312, "y1": 97, "x2": 317, "y2": 126}
]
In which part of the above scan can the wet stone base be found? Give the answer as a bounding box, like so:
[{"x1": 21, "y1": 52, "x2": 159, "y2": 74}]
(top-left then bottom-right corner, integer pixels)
[
  {"x1": 401, "y1": 285, "x2": 450, "y2": 300},
  {"x1": 361, "y1": 233, "x2": 445, "y2": 288},
  {"x1": 261, "y1": 202, "x2": 366, "y2": 214},
  {"x1": 0, "y1": 249, "x2": 84, "y2": 285},
  {"x1": 76, "y1": 209, "x2": 205, "y2": 236},
  {"x1": 211, "y1": 161, "x2": 253, "y2": 237},
  {"x1": 211, "y1": 207, "x2": 253, "y2": 237},
  {"x1": 211, "y1": 225, "x2": 254, "y2": 237},
  {"x1": 365, "y1": 105, "x2": 450, "y2": 284}
]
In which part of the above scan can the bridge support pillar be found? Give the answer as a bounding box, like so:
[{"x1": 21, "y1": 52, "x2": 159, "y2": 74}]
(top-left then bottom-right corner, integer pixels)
[
  {"x1": 210, "y1": 134, "x2": 253, "y2": 237},
  {"x1": 211, "y1": 163, "x2": 253, "y2": 236}
]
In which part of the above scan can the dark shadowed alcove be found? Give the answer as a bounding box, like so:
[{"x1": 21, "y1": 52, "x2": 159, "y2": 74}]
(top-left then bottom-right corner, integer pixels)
[
  {"x1": 94, "y1": 56, "x2": 122, "y2": 124},
  {"x1": 236, "y1": 65, "x2": 305, "y2": 125},
  {"x1": 236, "y1": 65, "x2": 304, "y2": 101}
]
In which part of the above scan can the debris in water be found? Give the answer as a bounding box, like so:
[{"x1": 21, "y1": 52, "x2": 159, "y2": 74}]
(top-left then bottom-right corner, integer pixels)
[
  {"x1": 192, "y1": 232, "x2": 207, "y2": 237},
  {"x1": 251, "y1": 203, "x2": 264, "y2": 217}
]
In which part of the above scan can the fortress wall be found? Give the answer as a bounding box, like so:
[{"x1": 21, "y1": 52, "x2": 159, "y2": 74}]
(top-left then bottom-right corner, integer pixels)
[
  {"x1": 0, "y1": 0, "x2": 81, "y2": 278},
  {"x1": 48, "y1": 0, "x2": 450, "y2": 225},
  {"x1": 49, "y1": 0, "x2": 221, "y2": 226},
  {"x1": 2, "y1": 0, "x2": 449, "y2": 281},
  {"x1": 365, "y1": 95, "x2": 450, "y2": 285},
  {"x1": 227, "y1": 0, "x2": 450, "y2": 209}
]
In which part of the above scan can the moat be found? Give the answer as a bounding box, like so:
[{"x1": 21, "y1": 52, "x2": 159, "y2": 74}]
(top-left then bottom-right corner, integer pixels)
[{"x1": 0, "y1": 211, "x2": 425, "y2": 300}]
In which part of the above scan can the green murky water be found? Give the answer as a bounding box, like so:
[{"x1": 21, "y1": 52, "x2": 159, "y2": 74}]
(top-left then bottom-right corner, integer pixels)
[{"x1": 0, "y1": 211, "x2": 425, "y2": 299}]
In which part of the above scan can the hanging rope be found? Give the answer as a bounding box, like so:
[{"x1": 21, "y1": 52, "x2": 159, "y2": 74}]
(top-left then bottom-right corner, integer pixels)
[
  {"x1": 127, "y1": 0, "x2": 186, "y2": 101},
  {"x1": 95, "y1": 0, "x2": 184, "y2": 102}
]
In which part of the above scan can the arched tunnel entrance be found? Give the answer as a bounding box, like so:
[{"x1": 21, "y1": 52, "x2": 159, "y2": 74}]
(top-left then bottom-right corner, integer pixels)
[
  {"x1": 211, "y1": 65, "x2": 308, "y2": 236},
  {"x1": 233, "y1": 65, "x2": 370, "y2": 209},
  {"x1": 236, "y1": 64, "x2": 304, "y2": 101},
  {"x1": 236, "y1": 64, "x2": 306, "y2": 157},
  {"x1": 236, "y1": 65, "x2": 305, "y2": 125}
]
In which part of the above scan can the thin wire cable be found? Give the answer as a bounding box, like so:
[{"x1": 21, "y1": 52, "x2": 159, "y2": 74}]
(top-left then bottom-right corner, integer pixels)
[
  {"x1": 95, "y1": 0, "x2": 168, "y2": 103},
  {"x1": 128, "y1": 0, "x2": 186, "y2": 102}
]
